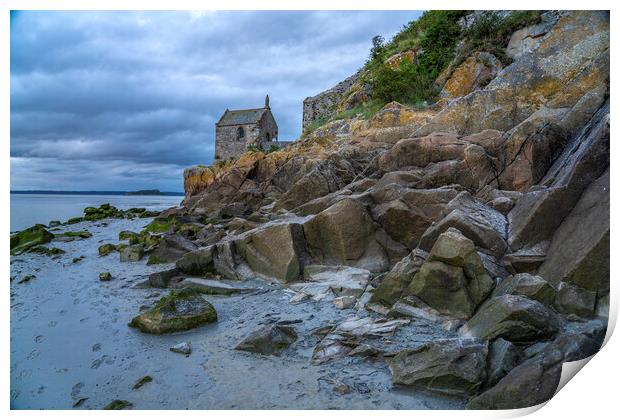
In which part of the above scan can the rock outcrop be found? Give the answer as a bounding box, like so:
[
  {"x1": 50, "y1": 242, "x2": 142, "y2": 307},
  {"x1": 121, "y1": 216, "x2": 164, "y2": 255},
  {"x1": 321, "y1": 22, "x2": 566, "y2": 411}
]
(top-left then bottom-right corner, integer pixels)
[
  {"x1": 537, "y1": 168, "x2": 610, "y2": 296},
  {"x1": 440, "y1": 52, "x2": 502, "y2": 99},
  {"x1": 416, "y1": 11, "x2": 609, "y2": 138},
  {"x1": 167, "y1": 10, "x2": 609, "y2": 410}
]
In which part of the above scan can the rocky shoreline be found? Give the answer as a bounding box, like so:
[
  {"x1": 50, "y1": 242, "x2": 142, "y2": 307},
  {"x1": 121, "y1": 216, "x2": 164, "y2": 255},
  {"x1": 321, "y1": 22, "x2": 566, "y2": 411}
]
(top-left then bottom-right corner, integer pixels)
[
  {"x1": 11, "y1": 10, "x2": 610, "y2": 410},
  {"x1": 11, "y1": 216, "x2": 470, "y2": 409}
]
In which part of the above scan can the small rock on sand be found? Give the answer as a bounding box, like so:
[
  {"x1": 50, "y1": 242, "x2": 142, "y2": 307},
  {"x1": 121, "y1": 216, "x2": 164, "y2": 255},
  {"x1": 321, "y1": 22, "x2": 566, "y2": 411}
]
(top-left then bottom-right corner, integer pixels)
[
  {"x1": 132, "y1": 375, "x2": 153, "y2": 389},
  {"x1": 334, "y1": 296, "x2": 357, "y2": 310},
  {"x1": 170, "y1": 342, "x2": 191, "y2": 355},
  {"x1": 99, "y1": 272, "x2": 112, "y2": 281},
  {"x1": 104, "y1": 399, "x2": 132, "y2": 410}
]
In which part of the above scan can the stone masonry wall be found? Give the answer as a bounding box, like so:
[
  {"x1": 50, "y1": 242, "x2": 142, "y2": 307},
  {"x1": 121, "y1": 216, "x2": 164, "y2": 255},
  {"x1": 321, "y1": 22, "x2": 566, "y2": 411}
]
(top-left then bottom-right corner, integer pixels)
[
  {"x1": 257, "y1": 112, "x2": 279, "y2": 149},
  {"x1": 215, "y1": 123, "x2": 259, "y2": 161},
  {"x1": 302, "y1": 69, "x2": 362, "y2": 130}
]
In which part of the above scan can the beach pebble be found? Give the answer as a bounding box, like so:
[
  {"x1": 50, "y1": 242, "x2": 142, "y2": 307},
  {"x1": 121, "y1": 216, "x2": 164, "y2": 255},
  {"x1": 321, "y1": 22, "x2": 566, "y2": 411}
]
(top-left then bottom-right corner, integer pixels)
[{"x1": 170, "y1": 342, "x2": 191, "y2": 355}]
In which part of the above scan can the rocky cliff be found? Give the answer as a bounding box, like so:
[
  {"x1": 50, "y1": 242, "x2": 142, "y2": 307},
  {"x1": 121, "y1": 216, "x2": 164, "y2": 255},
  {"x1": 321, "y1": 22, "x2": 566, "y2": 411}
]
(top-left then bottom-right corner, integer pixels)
[{"x1": 165, "y1": 10, "x2": 609, "y2": 409}]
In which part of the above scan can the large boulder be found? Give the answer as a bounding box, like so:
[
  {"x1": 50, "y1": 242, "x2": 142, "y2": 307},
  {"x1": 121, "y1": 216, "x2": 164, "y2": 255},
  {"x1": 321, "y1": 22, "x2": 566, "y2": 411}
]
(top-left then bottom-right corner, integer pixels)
[
  {"x1": 408, "y1": 261, "x2": 472, "y2": 318},
  {"x1": 407, "y1": 228, "x2": 494, "y2": 319},
  {"x1": 120, "y1": 244, "x2": 144, "y2": 262},
  {"x1": 387, "y1": 130, "x2": 503, "y2": 191},
  {"x1": 370, "y1": 249, "x2": 427, "y2": 307},
  {"x1": 212, "y1": 241, "x2": 243, "y2": 280},
  {"x1": 98, "y1": 243, "x2": 117, "y2": 256},
  {"x1": 370, "y1": 187, "x2": 459, "y2": 248},
  {"x1": 10, "y1": 224, "x2": 54, "y2": 255},
  {"x1": 175, "y1": 246, "x2": 214, "y2": 275},
  {"x1": 554, "y1": 282, "x2": 597, "y2": 318},
  {"x1": 419, "y1": 192, "x2": 508, "y2": 258},
  {"x1": 551, "y1": 320, "x2": 606, "y2": 361},
  {"x1": 148, "y1": 267, "x2": 182, "y2": 288},
  {"x1": 303, "y1": 199, "x2": 376, "y2": 265},
  {"x1": 371, "y1": 199, "x2": 424, "y2": 249},
  {"x1": 234, "y1": 324, "x2": 298, "y2": 356},
  {"x1": 492, "y1": 273, "x2": 556, "y2": 305},
  {"x1": 128, "y1": 290, "x2": 217, "y2": 334},
  {"x1": 460, "y1": 294, "x2": 559, "y2": 342},
  {"x1": 389, "y1": 339, "x2": 489, "y2": 397},
  {"x1": 537, "y1": 168, "x2": 609, "y2": 293},
  {"x1": 486, "y1": 338, "x2": 521, "y2": 387},
  {"x1": 466, "y1": 348, "x2": 563, "y2": 409},
  {"x1": 147, "y1": 233, "x2": 198, "y2": 264},
  {"x1": 235, "y1": 222, "x2": 307, "y2": 283}
]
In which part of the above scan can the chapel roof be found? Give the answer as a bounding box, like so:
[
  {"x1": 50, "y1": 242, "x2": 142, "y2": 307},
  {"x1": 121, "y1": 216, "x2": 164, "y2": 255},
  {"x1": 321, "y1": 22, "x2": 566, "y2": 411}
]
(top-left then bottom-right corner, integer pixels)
[{"x1": 217, "y1": 107, "x2": 268, "y2": 126}]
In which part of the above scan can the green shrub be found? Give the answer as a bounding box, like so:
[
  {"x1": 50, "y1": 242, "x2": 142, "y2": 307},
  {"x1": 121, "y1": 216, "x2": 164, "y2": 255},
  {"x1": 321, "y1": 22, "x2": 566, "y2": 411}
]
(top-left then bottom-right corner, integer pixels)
[
  {"x1": 307, "y1": 10, "x2": 542, "y2": 134},
  {"x1": 302, "y1": 117, "x2": 329, "y2": 136},
  {"x1": 333, "y1": 99, "x2": 384, "y2": 121},
  {"x1": 368, "y1": 10, "x2": 467, "y2": 105},
  {"x1": 463, "y1": 10, "x2": 541, "y2": 64},
  {"x1": 246, "y1": 145, "x2": 260, "y2": 153},
  {"x1": 371, "y1": 60, "x2": 440, "y2": 105}
]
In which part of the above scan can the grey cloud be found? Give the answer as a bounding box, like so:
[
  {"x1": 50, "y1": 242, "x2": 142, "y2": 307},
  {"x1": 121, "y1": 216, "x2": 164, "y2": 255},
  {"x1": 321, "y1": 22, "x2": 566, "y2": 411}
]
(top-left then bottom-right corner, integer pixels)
[{"x1": 11, "y1": 10, "x2": 422, "y2": 191}]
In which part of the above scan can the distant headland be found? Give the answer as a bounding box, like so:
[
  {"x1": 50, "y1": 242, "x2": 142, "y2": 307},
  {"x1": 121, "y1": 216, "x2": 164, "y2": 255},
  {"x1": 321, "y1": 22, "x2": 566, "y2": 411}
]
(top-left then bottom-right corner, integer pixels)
[{"x1": 11, "y1": 190, "x2": 184, "y2": 196}]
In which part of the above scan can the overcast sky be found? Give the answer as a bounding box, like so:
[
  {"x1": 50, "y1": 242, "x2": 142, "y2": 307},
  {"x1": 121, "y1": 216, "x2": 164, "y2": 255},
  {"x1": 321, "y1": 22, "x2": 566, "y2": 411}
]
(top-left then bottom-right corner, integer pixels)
[{"x1": 10, "y1": 10, "x2": 422, "y2": 192}]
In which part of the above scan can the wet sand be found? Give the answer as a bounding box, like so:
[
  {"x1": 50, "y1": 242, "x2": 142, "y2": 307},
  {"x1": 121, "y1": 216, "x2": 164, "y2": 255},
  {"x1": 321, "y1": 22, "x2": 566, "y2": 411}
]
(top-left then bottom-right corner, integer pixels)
[{"x1": 10, "y1": 217, "x2": 465, "y2": 409}]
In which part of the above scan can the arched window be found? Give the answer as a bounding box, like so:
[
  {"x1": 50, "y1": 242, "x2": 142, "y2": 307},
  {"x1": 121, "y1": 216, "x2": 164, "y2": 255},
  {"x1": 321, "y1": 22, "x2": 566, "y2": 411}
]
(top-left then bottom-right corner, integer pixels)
[{"x1": 237, "y1": 126, "x2": 245, "y2": 140}]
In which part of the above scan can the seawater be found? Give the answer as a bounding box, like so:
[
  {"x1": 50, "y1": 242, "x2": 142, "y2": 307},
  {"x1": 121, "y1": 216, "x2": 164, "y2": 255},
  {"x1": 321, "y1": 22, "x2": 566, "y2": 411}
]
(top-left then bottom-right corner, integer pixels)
[{"x1": 10, "y1": 194, "x2": 182, "y2": 232}]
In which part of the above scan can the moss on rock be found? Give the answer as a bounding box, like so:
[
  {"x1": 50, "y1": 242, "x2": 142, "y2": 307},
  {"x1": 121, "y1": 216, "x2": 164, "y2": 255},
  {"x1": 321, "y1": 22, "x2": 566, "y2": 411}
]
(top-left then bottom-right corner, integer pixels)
[
  {"x1": 57, "y1": 230, "x2": 92, "y2": 240},
  {"x1": 128, "y1": 290, "x2": 217, "y2": 334},
  {"x1": 119, "y1": 244, "x2": 144, "y2": 262},
  {"x1": 132, "y1": 375, "x2": 152, "y2": 390},
  {"x1": 104, "y1": 400, "x2": 132, "y2": 410},
  {"x1": 30, "y1": 245, "x2": 66, "y2": 257},
  {"x1": 147, "y1": 254, "x2": 167, "y2": 265},
  {"x1": 17, "y1": 274, "x2": 36, "y2": 284},
  {"x1": 142, "y1": 218, "x2": 174, "y2": 234},
  {"x1": 10, "y1": 224, "x2": 54, "y2": 255},
  {"x1": 119, "y1": 230, "x2": 140, "y2": 242},
  {"x1": 98, "y1": 243, "x2": 117, "y2": 256}
]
